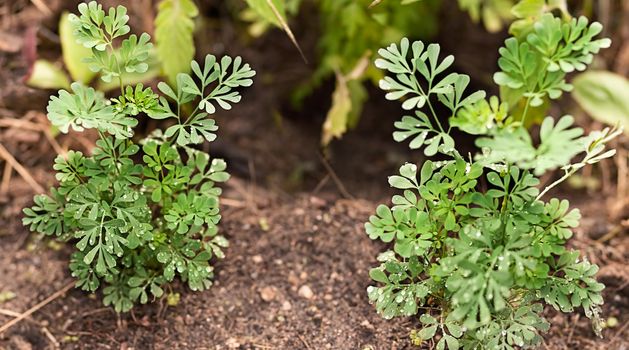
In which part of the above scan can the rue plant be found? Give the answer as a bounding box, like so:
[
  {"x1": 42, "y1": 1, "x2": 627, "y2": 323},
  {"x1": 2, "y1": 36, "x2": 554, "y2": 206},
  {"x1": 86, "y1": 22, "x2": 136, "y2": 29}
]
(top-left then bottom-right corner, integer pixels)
[
  {"x1": 22, "y1": 2, "x2": 255, "y2": 312},
  {"x1": 365, "y1": 13, "x2": 620, "y2": 350}
]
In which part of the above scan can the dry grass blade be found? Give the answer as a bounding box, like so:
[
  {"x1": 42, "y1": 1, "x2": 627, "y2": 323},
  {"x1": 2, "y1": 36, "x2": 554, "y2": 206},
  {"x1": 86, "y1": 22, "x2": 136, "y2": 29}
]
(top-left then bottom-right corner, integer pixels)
[
  {"x1": 264, "y1": 0, "x2": 307, "y2": 63},
  {"x1": 0, "y1": 142, "x2": 44, "y2": 193},
  {"x1": 30, "y1": 0, "x2": 52, "y2": 16},
  {"x1": 0, "y1": 116, "x2": 66, "y2": 155},
  {"x1": 0, "y1": 309, "x2": 21, "y2": 318}
]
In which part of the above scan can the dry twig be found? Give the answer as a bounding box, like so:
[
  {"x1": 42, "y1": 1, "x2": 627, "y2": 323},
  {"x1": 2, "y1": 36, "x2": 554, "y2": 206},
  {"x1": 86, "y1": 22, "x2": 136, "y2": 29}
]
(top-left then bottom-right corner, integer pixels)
[
  {"x1": 318, "y1": 153, "x2": 354, "y2": 199},
  {"x1": 0, "y1": 141, "x2": 44, "y2": 193},
  {"x1": 0, "y1": 281, "x2": 74, "y2": 334},
  {"x1": 29, "y1": 0, "x2": 52, "y2": 16}
]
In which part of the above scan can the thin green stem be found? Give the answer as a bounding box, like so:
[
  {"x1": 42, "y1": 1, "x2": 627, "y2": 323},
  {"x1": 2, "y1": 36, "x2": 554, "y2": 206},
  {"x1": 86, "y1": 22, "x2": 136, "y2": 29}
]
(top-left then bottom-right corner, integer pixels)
[
  {"x1": 426, "y1": 98, "x2": 446, "y2": 134},
  {"x1": 536, "y1": 168, "x2": 576, "y2": 201},
  {"x1": 106, "y1": 41, "x2": 126, "y2": 104},
  {"x1": 409, "y1": 74, "x2": 446, "y2": 134},
  {"x1": 520, "y1": 95, "x2": 532, "y2": 125}
]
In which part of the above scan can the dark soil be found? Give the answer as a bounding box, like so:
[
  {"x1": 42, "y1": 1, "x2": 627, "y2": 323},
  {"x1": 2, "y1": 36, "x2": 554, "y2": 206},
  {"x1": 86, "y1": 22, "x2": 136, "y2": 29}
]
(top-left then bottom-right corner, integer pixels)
[
  {"x1": 0, "y1": 0, "x2": 628, "y2": 349},
  {"x1": 0, "y1": 195, "x2": 628, "y2": 350}
]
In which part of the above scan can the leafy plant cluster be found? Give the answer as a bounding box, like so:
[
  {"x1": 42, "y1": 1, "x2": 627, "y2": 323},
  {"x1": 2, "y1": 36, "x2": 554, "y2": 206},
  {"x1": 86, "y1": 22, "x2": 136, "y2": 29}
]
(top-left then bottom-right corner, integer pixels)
[
  {"x1": 242, "y1": 0, "x2": 624, "y2": 146},
  {"x1": 22, "y1": 2, "x2": 255, "y2": 312},
  {"x1": 27, "y1": 0, "x2": 198, "y2": 91},
  {"x1": 365, "y1": 12, "x2": 620, "y2": 350},
  {"x1": 506, "y1": 0, "x2": 629, "y2": 133}
]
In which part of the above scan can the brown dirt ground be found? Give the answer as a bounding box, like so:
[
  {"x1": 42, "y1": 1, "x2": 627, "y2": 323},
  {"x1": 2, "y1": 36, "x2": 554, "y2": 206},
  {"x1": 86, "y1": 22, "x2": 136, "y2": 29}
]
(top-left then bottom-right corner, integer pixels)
[
  {"x1": 0, "y1": 0, "x2": 628, "y2": 349},
  {"x1": 0, "y1": 194, "x2": 628, "y2": 350}
]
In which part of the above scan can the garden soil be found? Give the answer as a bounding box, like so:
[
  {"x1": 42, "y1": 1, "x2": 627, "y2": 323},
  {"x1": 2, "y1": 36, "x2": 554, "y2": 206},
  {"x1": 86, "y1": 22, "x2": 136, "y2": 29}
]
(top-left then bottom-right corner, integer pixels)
[{"x1": 1, "y1": 0, "x2": 628, "y2": 349}]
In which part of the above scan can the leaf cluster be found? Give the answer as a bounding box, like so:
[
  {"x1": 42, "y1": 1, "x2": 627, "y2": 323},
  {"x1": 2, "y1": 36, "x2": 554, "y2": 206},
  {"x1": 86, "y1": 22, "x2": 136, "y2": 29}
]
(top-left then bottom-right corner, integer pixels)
[
  {"x1": 494, "y1": 12, "x2": 611, "y2": 120},
  {"x1": 366, "y1": 25, "x2": 617, "y2": 350},
  {"x1": 23, "y1": 2, "x2": 255, "y2": 312}
]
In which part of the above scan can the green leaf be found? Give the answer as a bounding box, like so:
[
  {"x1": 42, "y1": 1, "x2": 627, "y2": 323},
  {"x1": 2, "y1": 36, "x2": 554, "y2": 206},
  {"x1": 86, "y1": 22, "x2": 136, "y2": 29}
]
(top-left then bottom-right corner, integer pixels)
[
  {"x1": 369, "y1": 268, "x2": 389, "y2": 283},
  {"x1": 245, "y1": 0, "x2": 287, "y2": 27},
  {"x1": 572, "y1": 71, "x2": 629, "y2": 135},
  {"x1": 476, "y1": 115, "x2": 584, "y2": 175},
  {"x1": 321, "y1": 74, "x2": 352, "y2": 146},
  {"x1": 155, "y1": 0, "x2": 198, "y2": 85},
  {"x1": 47, "y1": 83, "x2": 137, "y2": 138},
  {"x1": 26, "y1": 60, "x2": 71, "y2": 90},
  {"x1": 321, "y1": 59, "x2": 368, "y2": 146},
  {"x1": 511, "y1": 0, "x2": 545, "y2": 19},
  {"x1": 419, "y1": 313, "x2": 437, "y2": 325},
  {"x1": 60, "y1": 12, "x2": 95, "y2": 83},
  {"x1": 418, "y1": 325, "x2": 437, "y2": 340}
]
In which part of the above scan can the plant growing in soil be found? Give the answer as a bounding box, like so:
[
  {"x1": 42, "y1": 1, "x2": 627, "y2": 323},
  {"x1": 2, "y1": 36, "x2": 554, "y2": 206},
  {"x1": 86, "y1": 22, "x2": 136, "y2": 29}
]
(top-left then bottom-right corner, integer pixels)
[
  {"x1": 22, "y1": 2, "x2": 255, "y2": 312},
  {"x1": 27, "y1": 0, "x2": 199, "y2": 91},
  {"x1": 365, "y1": 13, "x2": 621, "y2": 349}
]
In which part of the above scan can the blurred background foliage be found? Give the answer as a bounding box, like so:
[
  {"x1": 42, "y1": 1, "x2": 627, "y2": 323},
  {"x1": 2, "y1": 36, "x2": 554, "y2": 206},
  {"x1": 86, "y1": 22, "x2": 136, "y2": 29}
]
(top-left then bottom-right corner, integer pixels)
[{"x1": 25, "y1": 0, "x2": 628, "y2": 144}]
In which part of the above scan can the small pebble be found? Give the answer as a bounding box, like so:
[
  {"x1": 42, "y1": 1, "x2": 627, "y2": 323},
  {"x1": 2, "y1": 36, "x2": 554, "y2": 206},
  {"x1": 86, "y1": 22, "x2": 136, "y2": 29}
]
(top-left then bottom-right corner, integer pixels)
[
  {"x1": 259, "y1": 287, "x2": 276, "y2": 302},
  {"x1": 298, "y1": 285, "x2": 314, "y2": 299},
  {"x1": 226, "y1": 338, "x2": 240, "y2": 349}
]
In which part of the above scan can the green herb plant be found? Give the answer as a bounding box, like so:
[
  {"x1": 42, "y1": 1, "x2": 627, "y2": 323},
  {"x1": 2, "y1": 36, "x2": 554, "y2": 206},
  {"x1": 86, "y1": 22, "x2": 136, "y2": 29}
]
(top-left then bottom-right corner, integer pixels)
[
  {"x1": 22, "y1": 2, "x2": 255, "y2": 312},
  {"x1": 27, "y1": 0, "x2": 198, "y2": 91},
  {"x1": 365, "y1": 14, "x2": 620, "y2": 350}
]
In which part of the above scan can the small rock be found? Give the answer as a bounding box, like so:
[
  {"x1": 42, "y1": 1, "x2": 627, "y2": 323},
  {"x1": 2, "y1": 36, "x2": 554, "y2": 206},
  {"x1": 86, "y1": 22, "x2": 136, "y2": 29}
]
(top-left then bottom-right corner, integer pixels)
[
  {"x1": 252, "y1": 255, "x2": 263, "y2": 264},
  {"x1": 360, "y1": 320, "x2": 374, "y2": 331},
  {"x1": 0, "y1": 31, "x2": 23, "y2": 53},
  {"x1": 288, "y1": 272, "x2": 300, "y2": 286},
  {"x1": 310, "y1": 196, "x2": 326, "y2": 208},
  {"x1": 259, "y1": 287, "x2": 276, "y2": 302},
  {"x1": 323, "y1": 294, "x2": 333, "y2": 301},
  {"x1": 281, "y1": 300, "x2": 292, "y2": 311},
  {"x1": 298, "y1": 285, "x2": 314, "y2": 299},
  {"x1": 184, "y1": 314, "x2": 194, "y2": 325},
  {"x1": 226, "y1": 338, "x2": 240, "y2": 349}
]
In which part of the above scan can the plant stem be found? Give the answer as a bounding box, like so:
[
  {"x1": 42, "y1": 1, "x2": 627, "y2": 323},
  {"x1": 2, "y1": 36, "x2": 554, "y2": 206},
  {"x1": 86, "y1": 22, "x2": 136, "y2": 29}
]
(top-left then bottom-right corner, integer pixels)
[
  {"x1": 536, "y1": 168, "x2": 576, "y2": 201},
  {"x1": 426, "y1": 98, "x2": 446, "y2": 134},
  {"x1": 520, "y1": 95, "x2": 532, "y2": 125},
  {"x1": 409, "y1": 74, "x2": 446, "y2": 134}
]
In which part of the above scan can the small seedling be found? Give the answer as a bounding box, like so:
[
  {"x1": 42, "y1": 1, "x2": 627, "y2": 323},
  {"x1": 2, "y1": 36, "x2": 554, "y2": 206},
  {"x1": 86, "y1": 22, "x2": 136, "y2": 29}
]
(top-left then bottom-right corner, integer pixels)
[
  {"x1": 365, "y1": 12, "x2": 620, "y2": 349},
  {"x1": 22, "y1": 2, "x2": 255, "y2": 312}
]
